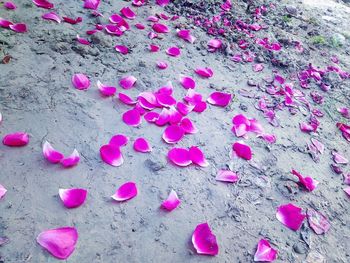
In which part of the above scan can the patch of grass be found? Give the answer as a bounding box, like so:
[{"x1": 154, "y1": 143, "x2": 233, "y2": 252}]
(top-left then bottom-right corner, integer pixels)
[
  {"x1": 329, "y1": 36, "x2": 343, "y2": 48},
  {"x1": 282, "y1": 15, "x2": 292, "y2": 23},
  {"x1": 310, "y1": 35, "x2": 326, "y2": 45}
]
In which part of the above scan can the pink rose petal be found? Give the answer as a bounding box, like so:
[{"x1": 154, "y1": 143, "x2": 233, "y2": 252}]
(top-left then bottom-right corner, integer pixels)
[
  {"x1": 161, "y1": 189, "x2": 180, "y2": 211},
  {"x1": 32, "y1": 0, "x2": 54, "y2": 9},
  {"x1": 156, "y1": 0, "x2": 170, "y2": 7},
  {"x1": 254, "y1": 239, "x2": 278, "y2": 262},
  {"x1": 291, "y1": 169, "x2": 318, "y2": 192},
  {"x1": 61, "y1": 149, "x2": 80, "y2": 168},
  {"x1": 332, "y1": 151, "x2": 348, "y2": 164},
  {"x1": 276, "y1": 203, "x2": 306, "y2": 231},
  {"x1": 337, "y1": 122, "x2": 350, "y2": 142},
  {"x1": 177, "y1": 29, "x2": 196, "y2": 43},
  {"x1": 149, "y1": 44, "x2": 160, "y2": 52},
  {"x1": 195, "y1": 67, "x2": 213, "y2": 78},
  {"x1": 0, "y1": 18, "x2": 13, "y2": 28},
  {"x1": 162, "y1": 125, "x2": 184, "y2": 144},
  {"x1": 9, "y1": 23, "x2": 27, "y2": 33},
  {"x1": 179, "y1": 76, "x2": 196, "y2": 89},
  {"x1": 97, "y1": 80, "x2": 116, "y2": 96},
  {"x1": 208, "y1": 39, "x2": 222, "y2": 52},
  {"x1": 166, "y1": 46, "x2": 181, "y2": 57},
  {"x1": 43, "y1": 141, "x2": 64, "y2": 164},
  {"x1": 168, "y1": 148, "x2": 192, "y2": 167},
  {"x1": 216, "y1": 170, "x2": 239, "y2": 183},
  {"x1": 111, "y1": 182, "x2": 137, "y2": 202},
  {"x1": 83, "y1": 0, "x2": 100, "y2": 10},
  {"x1": 115, "y1": 45, "x2": 129, "y2": 55},
  {"x1": 152, "y1": 23, "x2": 169, "y2": 33},
  {"x1": 4, "y1": 2, "x2": 17, "y2": 10},
  {"x1": 338, "y1": 107, "x2": 350, "y2": 119},
  {"x1": 76, "y1": 34, "x2": 90, "y2": 45},
  {"x1": 192, "y1": 223, "x2": 219, "y2": 256},
  {"x1": 0, "y1": 184, "x2": 7, "y2": 200},
  {"x1": 179, "y1": 118, "x2": 197, "y2": 134},
  {"x1": 63, "y1": 16, "x2": 82, "y2": 24},
  {"x1": 176, "y1": 102, "x2": 194, "y2": 116},
  {"x1": 344, "y1": 187, "x2": 350, "y2": 197},
  {"x1": 306, "y1": 208, "x2": 331, "y2": 235},
  {"x1": 144, "y1": 112, "x2": 159, "y2": 123},
  {"x1": 156, "y1": 93, "x2": 176, "y2": 107},
  {"x1": 232, "y1": 141, "x2": 252, "y2": 160},
  {"x1": 72, "y1": 73, "x2": 90, "y2": 90},
  {"x1": 120, "y1": 7, "x2": 136, "y2": 20},
  {"x1": 118, "y1": 93, "x2": 137, "y2": 105},
  {"x1": 207, "y1": 92, "x2": 232, "y2": 107},
  {"x1": 258, "y1": 133, "x2": 276, "y2": 144},
  {"x1": 3, "y1": 132, "x2": 29, "y2": 147},
  {"x1": 122, "y1": 109, "x2": 141, "y2": 127},
  {"x1": 133, "y1": 137, "x2": 151, "y2": 153},
  {"x1": 189, "y1": 146, "x2": 209, "y2": 167},
  {"x1": 157, "y1": 61, "x2": 168, "y2": 69},
  {"x1": 253, "y1": 63, "x2": 264, "y2": 72},
  {"x1": 132, "y1": 0, "x2": 145, "y2": 7},
  {"x1": 59, "y1": 188, "x2": 87, "y2": 208},
  {"x1": 37, "y1": 227, "x2": 78, "y2": 260},
  {"x1": 100, "y1": 144, "x2": 124, "y2": 167},
  {"x1": 109, "y1": 134, "x2": 129, "y2": 147},
  {"x1": 119, "y1": 76, "x2": 137, "y2": 89},
  {"x1": 42, "y1": 12, "x2": 61, "y2": 23}
]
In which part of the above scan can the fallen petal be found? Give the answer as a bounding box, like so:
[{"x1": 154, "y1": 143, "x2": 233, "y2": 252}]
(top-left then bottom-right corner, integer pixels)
[
  {"x1": 83, "y1": 0, "x2": 100, "y2": 10},
  {"x1": 195, "y1": 67, "x2": 213, "y2": 78},
  {"x1": 232, "y1": 141, "x2": 252, "y2": 160},
  {"x1": 43, "y1": 141, "x2": 64, "y2": 164},
  {"x1": 254, "y1": 239, "x2": 278, "y2": 262},
  {"x1": 332, "y1": 151, "x2": 348, "y2": 164},
  {"x1": 72, "y1": 73, "x2": 90, "y2": 90},
  {"x1": 162, "y1": 125, "x2": 184, "y2": 144},
  {"x1": 177, "y1": 29, "x2": 196, "y2": 43},
  {"x1": 0, "y1": 184, "x2": 7, "y2": 200},
  {"x1": 109, "y1": 134, "x2": 129, "y2": 147},
  {"x1": 166, "y1": 46, "x2": 181, "y2": 57},
  {"x1": 4, "y1": 1, "x2": 17, "y2": 9},
  {"x1": 42, "y1": 12, "x2": 61, "y2": 23},
  {"x1": 179, "y1": 118, "x2": 197, "y2": 134},
  {"x1": 97, "y1": 80, "x2": 116, "y2": 96},
  {"x1": 291, "y1": 169, "x2": 318, "y2": 192},
  {"x1": 9, "y1": 23, "x2": 27, "y2": 33},
  {"x1": 115, "y1": 45, "x2": 129, "y2": 55},
  {"x1": 161, "y1": 189, "x2": 180, "y2": 211},
  {"x1": 122, "y1": 109, "x2": 141, "y2": 127},
  {"x1": 76, "y1": 34, "x2": 90, "y2": 45},
  {"x1": 306, "y1": 208, "x2": 330, "y2": 235},
  {"x1": 276, "y1": 203, "x2": 306, "y2": 231},
  {"x1": 133, "y1": 138, "x2": 151, "y2": 153},
  {"x1": 100, "y1": 144, "x2": 124, "y2": 167},
  {"x1": 119, "y1": 76, "x2": 137, "y2": 89},
  {"x1": 156, "y1": 0, "x2": 170, "y2": 7},
  {"x1": 189, "y1": 146, "x2": 209, "y2": 167},
  {"x1": 149, "y1": 44, "x2": 160, "y2": 52},
  {"x1": 59, "y1": 188, "x2": 87, "y2": 208},
  {"x1": 61, "y1": 149, "x2": 80, "y2": 168},
  {"x1": 216, "y1": 170, "x2": 239, "y2": 183},
  {"x1": 168, "y1": 148, "x2": 192, "y2": 167},
  {"x1": 111, "y1": 182, "x2": 137, "y2": 201},
  {"x1": 157, "y1": 61, "x2": 168, "y2": 69},
  {"x1": 192, "y1": 223, "x2": 219, "y2": 256},
  {"x1": 32, "y1": 0, "x2": 54, "y2": 9},
  {"x1": 207, "y1": 92, "x2": 232, "y2": 107},
  {"x1": 118, "y1": 93, "x2": 137, "y2": 105},
  {"x1": 152, "y1": 23, "x2": 169, "y2": 33},
  {"x1": 120, "y1": 6, "x2": 136, "y2": 20},
  {"x1": 180, "y1": 76, "x2": 196, "y2": 89},
  {"x1": 3, "y1": 132, "x2": 29, "y2": 147}
]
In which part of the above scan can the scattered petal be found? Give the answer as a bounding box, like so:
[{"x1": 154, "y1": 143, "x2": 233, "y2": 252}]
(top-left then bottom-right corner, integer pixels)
[
  {"x1": 115, "y1": 45, "x2": 129, "y2": 55},
  {"x1": 192, "y1": 223, "x2": 219, "y2": 256},
  {"x1": 207, "y1": 92, "x2": 232, "y2": 107},
  {"x1": 119, "y1": 76, "x2": 137, "y2": 89},
  {"x1": 232, "y1": 141, "x2": 252, "y2": 160},
  {"x1": 161, "y1": 190, "x2": 180, "y2": 211},
  {"x1": 72, "y1": 73, "x2": 90, "y2": 90},
  {"x1": 144, "y1": 111, "x2": 159, "y2": 123},
  {"x1": 149, "y1": 44, "x2": 160, "y2": 52},
  {"x1": 61, "y1": 149, "x2": 80, "y2": 168},
  {"x1": 306, "y1": 208, "x2": 331, "y2": 235},
  {"x1": 208, "y1": 39, "x2": 222, "y2": 52},
  {"x1": 132, "y1": 0, "x2": 145, "y2": 7},
  {"x1": 179, "y1": 76, "x2": 196, "y2": 89},
  {"x1": 177, "y1": 29, "x2": 196, "y2": 43},
  {"x1": 162, "y1": 125, "x2": 184, "y2": 144},
  {"x1": 43, "y1": 141, "x2": 64, "y2": 164},
  {"x1": 118, "y1": 93, "x2": 137, "y2": 105},
  {"x1": 253, "y1": 63, "x2": 264, "y2": 72},
  {"x1": 189, "y1": 146, "x2": 209, "y2": 167},
  {"x1": 276, "y1": 203, "x2": 306, "y2": 231},
  {"x1": 62, "y1": 16, "x2": 82, "y2": 24},
  {"x1": 254, "y1": 239, "x2": 278, "y2": 262},
  {"x1": 157, "y1": 61, "x2": 168, "y2": 69},
  {"x1": 216, "y1": 170, "x2": 239, "y2": 183},
  {"x1": 3, "y1": 132, "x2": 29, "y2": 147},
  {"x1": 42, "y1": 12, "x2": 61, "y2": 23},
  {"x1": 9, "y1": 23, "x2": 27, "y2": 33},
  {"x1": 133, "y1": 138, "x2": 151, "y2": 153},
  {"x1": 168, "y1": 148, "x2": 192, "y2": 167},
  {"x1": 291, "y1": 169, "x2": 318, "y2": 192},
  {"x1": 152, "y1": 23, "x2": 169, "y2": 33},
  {"x1": 59, "y1": 188, "x2": 87, "y2": 208},
  {"x1": 344, "y1": 187, "x2": 350, "y2": 197},
  {"x1": 83, "y1": 0, "x2": 100, "y2": 10},
  {"x1": 111, "y1": 182, "x2": 137, "y2": 202},
  {"x1": 166, "y1": 46, "x2": 181, "y2": 57},
  {"x1": 156, "y1": 0, "x2": 170, "y2": 7},
  {"x1": 195, "y1": 67, "x2": 213, "y2": 78},
  {"x1": 0, "y1": 184, "x2": 7, "y2": 200},
  {"x1": 100, "y1": 144, "x2": 124, "y2": 167},
  {"x1": 332, "y1": 151, "x2": 348, "y2": 164},
  {"x1": 76, "y1": 34, "x2": 90, "y2": 45},
  {"x1": 32, "y1": 0, "x2": 54, "y2": 9},
  {"x1": 97, "y1": 80, "x2": 116, "y2": 96},
  {"x1": 120, "y1": 7, "x2": 136, "y2": 20},
  {"x1": 179, "y1": 118, "x2": 197, "y2": 134},
  {"x1": 122, "y1": 109, "x2": 141, "y2": 127},
  {"x1": 109, "y1": 134, "x2": 129, "y2": 147},
  {"x1": 4, "y1": 2, "x2": 17, "y2": 9}
]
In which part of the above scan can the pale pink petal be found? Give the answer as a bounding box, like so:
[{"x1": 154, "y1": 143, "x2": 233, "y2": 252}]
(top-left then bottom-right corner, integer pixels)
[
  {"x1": 311, "y1": 138, "x2": 324, "y2": 154},
  {"x1": 118, "y1": 93, "x2": 137, "y2": 105},
  {"x1": 111, "y1": 182, "x2": 137, "y2": 202},
  {"x1": 192, "y1": 223, "x2": 219, "y2": 256},
  {"x1": 157, "y1": 61, "x2": 168, "y2": 69},
  {"x1": 76, "y1": 34, "x2": 90, "y2": 45},
  {"x1": 179, "y1": 118, "x2": 197, "y2": 134},
  {"x1": 9, "y1": 23, "x2": 27, "y2": 33},
  {"x1": 3, "y1": 132, "x2": 29, "y2": 147},
  {"x1": 0, "y1": 184, "x2": 7, "y2": 200},
  {"x1": 253, "y1": 63, "x2": 264, "y2": 72},
  {"x1": 195, "y1": 67, "x2": 213, "y2": 78},
  {"x1": 276, "y1": 203, "x2": 306, "y2": 231},
  {"x1": 156, "y1": 0, "x2": 170, "y2": 7},
  {"x1": 208, "y1": 39, "x2": 222, "y2": 52},
  {"x1": 189, "y1": 146, "x2": 209, "y2": 167},
  {"x1": 337, "y1": 107, "x2": 350, "y2": 119},
  {"x1": 42, "y1": 12, "x2": 61, "y2": 23},
  {"x1": 32, "y1": 0, "x2": 54, "y2": 9},
  {"x1": 61, "y1": 149, "x2": 80, "y2": 168},
  {"x1": 122, "y1": 109, "x2": 141, "y2": 127},
  {"x1": 97, "y1": 80, "x2": 116, "y2": 96},
  {"x1": 166, "y1": 46, "x2": 181, "y2": 57},
  {"x1": 149, "y1": 44, "x2": 160, "y2": 52},
  {"x1": 232, "y1": 141, "x2": 252, "y2": 160},
  {"x1": 72, "y1": 73, "x2": 90, "y2": 90},
  {"x1": 37, "y1": 227, "x2": 78, "y2": 260},
  {"x1": 161, "y1": 190, "x2": 180, "y2": 211},
  {"x1": 144, "y1": 112, "x2": 159, "y2": 123},
  {"x1": 254, "y1": 239, "x2": 278, "y2": 262},
  {"x1": 180, "y1": 76, "x2": 196, "y2": 89},
  {"x1": 132, "y1": 0, "x2": 145, "y2": 7},
  {"x1": 120, "y1": 7, "x2": 136, "y2": 20},
  {"x1": 133, "y1": 138, "x2": 151, "y2": 153},
  {"x1": 152, "y1": 23, "x2": 169, "y2": 33},
  {"x1": 43, "y1": 141, "x2": 64, "y2": 164},
  {"x1": 291, "y1": 170, "x2": 318, "y2": 192},
  {"x1": 168, "y1": 148, "x2": 192, "y2": 167},
  {"x1": 306, "y1": 208, "x2": 331, "y2": 235},
  {"x1": 177, "y1": 29, "x2": 196, "y2": 43},
  {"x1": 115, "y1": 45, "x2": 129, "y2": 55},
  {"x1": 100, "y1": 144, "x2": 123, "y2": 167},
  {"x1": 162, "y1": 125, "x2": 184, "y2": 144},
  {"x1": 119, "y1": 76, "x2": 137, "y2": 89},
  {"x1": 332, "y1": 151, "x2": 348, "y2": 164},
  {"x1": 207, "y1": 92, "x2": 232, "y2": 107},
  {"x1": 4, "y1": 2, "x2": 17, "y2": 9},
  {"x1": 109, "y1": 134, "x2": 129, "y2": 147},
  {"x1": 249, "y1": 119, "x2": 264, "y2": 134},
  {"x1": 0, "y1": 112, "x2": 2, "y2": 123},
  {"x1": 216, "y1": 170, "x2": 239, "y2": 183},
  {"x1": 83, "y1": 0, "x2": 100, "y2": 10},
  {"x1": 59, "y1": 188, "x2": 87, "y2": 208},
  {"x1": 344, "y1": 187, "x2": 350, "y2": 197}
]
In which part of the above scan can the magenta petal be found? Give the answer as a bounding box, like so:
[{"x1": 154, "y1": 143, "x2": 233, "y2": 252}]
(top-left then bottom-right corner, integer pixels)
[
  {"x1": 253, "y1": 63, "x2": 264, "y2": 72},
  {"x1": 332, "y1": 151, "x2": 348, "y2": 164},
  {"x1": 168, "y1": 148, "x2": 192, "y2": 167},
  {"x1": 254, "y1": 239, "x2": 278, "y2": 262},
  {"x1": 177, "y1": 29, "x2": 196, "y2": 43},
  {"x1": 232, "y1": 141, "x2": 252, "y2": 160},
  {"x1": 150, "y1": 44, "x2": 160, "y2": 52},
  {"x1": 111, "y1": 182, "x2": 137, "y2": 201},
  {"x1": 195, "y1": 67, "x2": 213, "y2": 78},
  {"x1": 291, "y1": 170, "x2": 318, "y2": 192},
  {"x1": 97, "y1": 80, "x2": 116, "y2": 96},
  {"x1": 109, "y1": 134, "x2": 129, "y2": 147},
  {"x1": 0, "y1": 18, "x2": 13, "y2": 28},
  {"x1": 192, "y1": 223, "x2": 219, "y2": 256},
  {"x1": 43, "y1": 141, "x2": 64, "y2": 164},
  {"x1": 344, "y1": 187, "x2": 350, "y2": 197},
  {"x1": 132, "y1": 0, "x2": 145, "y2": 7},
  {"x1": 156, "y1": 0, "x2": 170, "y2": 7},
  {"x1": 9, "y1": 23, "x2": 27, "y2": 33},
  {"x1": 156, "y1": 93, "x2": 176, "y2": 107},
  {"x1": 157, "y1": 61, "x2": 168, "y2": 70},
  {"x1": 306, "y1": 208, "x2": 331, "y2": 235},
  {"x1": 72, "y1": 73, "x2": 90, "y2": 90},
  {"x1": 208, "y1": 39, "x2": 222, "y2": 51},
  {"x1": 144, "y1": 112, "x2": 159, "y2": 123},
  {"x1": 0, "y1": 184, "x2": 7, "y2": 200},
  {"x1": 122, "y1": 109, "x2": 141, "y2": 127},
  {"x1": 76, "y1": 34, "x2": 90, "y2": 45},
  {"x1": 180, "y1": 118, "x2": 198, "y2": 134},
  {"x1": 61, "y1": 149, "x2": 80, "y2": 168},
  {"x1": 4, "y1": 1, "x2": 17, "y2": 9},
  {"x1": 42, "y1": 12, "x2": 61, "y2": 23},
  {"x1": 177, "y1": 102, "x2": 194, "y2": 116},
  {"x1": 3, "y1": 132, "x2": 29, "y2": 147},
  {"x1": 118, "y1": 93, "x2": 137, "y2": 105},
  {"x1": 161, "y1": 190, "x2": 180, "y2": 211},
  {"x1": 32, "y1": 0, "x2": 54, "y2": 9},
  {"x1": 37, "y1": 227, "x2": 78, "y2": 260},
  {"x1": 115, "y1": 45, "x2": 129, "y2": 55},
  {"x1": 276, "y1": 203, "x2": 306, "y2": 231},
  {"x1": 120, "y1": 7, "x2": 136, "y2": 20},
  {"x1": 189, "y1": 146, "x2": 209, "y2": 167},
  {"x1": 119, "y1": 76, "x2": 137, "y2": 89},
  {"x1": 166, "y1": 46, "x2": 181, "y2": 57},
  {"x1": 83, "y1": 0, "x2": 100, "y2": 10},
  {"x1": 133, "y1": 138, "x2": 151, "y2": 153},
  {"x1": 152, "y1": 23, "x2": 169, "y2": 33},
  {"x1": 59, "y1": 188, "x2": 87, "y2": 208},
  {"x1": 207, "y1": 92, "x2": 232, "y2": 107},
  {"x1": 258, "y1": 133, "x2": 276, "y2": 144},
  {"x1": 180, "y1": 76, "x2": 196, "y2": 89},
  {"x1": 216, "y1": 170, "x2": 239, "y2": 183},
  {"x1": 100, "y1": 144, "x2": 124, "y2": 167},
  {"x1": 162, "y1": 125, "x2": 184, "y2": 144}
]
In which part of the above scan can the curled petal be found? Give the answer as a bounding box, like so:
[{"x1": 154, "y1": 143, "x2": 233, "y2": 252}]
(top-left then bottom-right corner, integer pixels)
[
  {"x1": 115, "y1": 45, "x2": 129, "y2": 55},
  {"x1": 9, "y1": 23, "x2": 27, "y2": 33},
  {"x1": 180, "y1": 118, "x2": 197, "y2": 134},
  {"x1": 76, "y1": 35, "x2": 90, "y2": 45},
  {"x1": 176, "y1": 102, "x2": 194, "y2": 116},
  {"x1": 179, "y1": 76, "x2": 196, "y2": 89},
  {"x1": 166, "y1": 46, "x2": 181, "y2": 57},
  {"x1": 337, "y1": 122, "x2": 350, "y2": 142},
  {"x1": 109, "y1": 134, "x2": 129, "y2": 147},
  {"x1": 97, "y1": 80, "x2": 116, "y2": 96},
  {"x1": 216, "y1": 170, "x2": 239, "y2": 183},
  {"x1": 232, "y1": 141, "x2": 252, "y2": 160},
  {"x1": 59, "y1": 188, "x2": 87, "y2": 208},
  {"x1": 332, "y1": 151, "x2": 348, "y2": 164},
  {"x1": 133, "y1": 138, "x2": 151, "y2": 153},
  {"x1": 193, "y1": 101, "x2": 207, "y2": 113},
  {"x1": 276, "y1": 203, "x2": 306, "y2": 231},
  {"x1": 120, "y1": 7, "x2": 136, "y2": 20},
  {"x1": 195, "y1": 67, "x2": 213, "y2": 78},
  {"x1": 83, "y1": 0, "x2": 100, "y2": 10},
  {"x1": 132, "y1": 0, "x2": 145, "y2": 7},
  {"x1": 306, "y1": 208, "x2": 331, "y2": 235},
  {"x1": 100, "y1": 144, "x2": 123, "y2": 167},
  {"x1": 149, "y1": 44, "x2": 160, "y2": 52},
  {"x1": 119, "y1": 76, "x2": 137, "y2": 89},
  {"x1": 192, "y1": 223, "x2": 219, "y2": 256},
  {"x1": 207, "y1": 92, "x2": 232, "y2": 107},
  {"x1": 63, "y1": 16, "x2": 82, "y2": 24},
  {"x1": 3, "y1": 132, "x2": 29, "y2": 147},
  {"x1": 37, "y1": 227, "x2": 78, "y2": 260},
  {"x1": 111, "y1": 182, "x2": 137, "y2": 202},
  {"x1": 144, "y1": 112, "x2": 159, "y2": 123},
  {"x1": 122, "y1": 109, "x2": 141, "y2": 127},
  {"x1": 157, "y1": 61, "x2": 168, "y2": 69},
  {"x1": 0, "y1": 184, "x2": 7, "y2": 200},
  {"x1": 4, "y1": 2, "x2": 17, "y2": 9},
  {"x1": 254, "y1": 239, "x2": 278, "y2": 262},
  {"x1": 61, "y1": 149, "x2": 80, "y2": 168},
  {"x1": 189, "y1": 146, "x2": 209, "y2": 167},
  {"x1": 161, "y1": 190, "x2": 180, "y2": 211},
  {"x1": 43, "y1": 141, "x2": 64, "y2": 164},
  {"x1": 32, "y1": 0, "x2": 54, "y2": 9},
  {"x1": 177, "y1": 29, "x2": 196, "y2": 43},
  {"x1": 291, "y1": 169, "x2": 318, "y2": 192},
  {"x1": 257, "y1": 133, "x2": 276, "y2": 144},
  {"x1": 0, "y1": 18, "x2": 13, "y2": 28},
  {"x1": 42, "y1": 12, "x2": 61, "y2": 23},
  {"x1": 162, "y1": 125, "x2": 184, "y2": 144},
  {"x1": 156, "y1": 0, "x2": 170, "y2": 6},
  {"x1": 168, "y1": 148, "x2": 191, "y2": 167},
  {"x1": 208, "y1": 39, "x2": 222, "y2": 52},
  {"x1": 72, "y1": 73, "x2": 90, "y2": 90},
  {"x1": 152, "y1": 23, "x2": 169, "y2": 33},
  {"x1": 118, "y1": 93, "x2": 137, "y2": 105}
]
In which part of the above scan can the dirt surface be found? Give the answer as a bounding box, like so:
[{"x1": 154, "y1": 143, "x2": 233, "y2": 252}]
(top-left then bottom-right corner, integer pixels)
[{"x1": 0, "y1": 0, "x2": 349, "y2": 262}]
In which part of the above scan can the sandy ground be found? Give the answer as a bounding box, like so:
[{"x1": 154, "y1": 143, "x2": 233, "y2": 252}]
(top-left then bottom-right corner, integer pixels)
[{"x1": 0, "y1": 0, "x2": 349, "y2": 262}]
